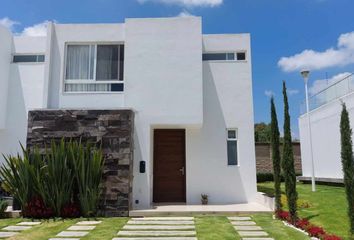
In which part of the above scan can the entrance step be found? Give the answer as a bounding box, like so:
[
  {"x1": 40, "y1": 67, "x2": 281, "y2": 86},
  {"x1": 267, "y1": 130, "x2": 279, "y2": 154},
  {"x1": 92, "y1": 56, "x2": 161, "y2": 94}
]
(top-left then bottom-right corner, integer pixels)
[
  {"x1": 128, "y1": 220, "x2": 194, "y2": 225},
  {"x1": 113, "y1": 238, "x2": 197, "y2": 240},
  {"x1": 234, "y1": 226, "x2": 263, "y2": 231},
  {"x1": 239, "y1": 231, "x2": 269, "y2": 237},
  {"x1": 131, "y1": 217, "x2": 194, "y2": 221}
]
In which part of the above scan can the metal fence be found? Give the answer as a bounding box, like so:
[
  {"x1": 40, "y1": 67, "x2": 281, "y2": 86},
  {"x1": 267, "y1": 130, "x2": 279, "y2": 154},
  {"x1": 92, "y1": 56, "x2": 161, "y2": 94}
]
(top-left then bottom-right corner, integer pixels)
[{"x1": 300, "y1": 73, "x2": 354, "y2": 114}]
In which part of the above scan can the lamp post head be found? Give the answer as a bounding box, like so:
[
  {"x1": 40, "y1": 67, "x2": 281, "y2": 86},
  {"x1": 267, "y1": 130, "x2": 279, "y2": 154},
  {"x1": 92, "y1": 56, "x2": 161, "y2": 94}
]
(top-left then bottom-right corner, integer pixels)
[{"x1": 301, "y1": 70, "x2": 310, "y2": 82}]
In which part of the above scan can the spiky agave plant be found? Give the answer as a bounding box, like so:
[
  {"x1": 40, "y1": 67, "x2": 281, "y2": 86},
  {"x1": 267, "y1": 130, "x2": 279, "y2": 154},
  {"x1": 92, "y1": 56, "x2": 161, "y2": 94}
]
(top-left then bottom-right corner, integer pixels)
[{"x1": 69, "y1": 141, "x2": 104, "y2": 217}]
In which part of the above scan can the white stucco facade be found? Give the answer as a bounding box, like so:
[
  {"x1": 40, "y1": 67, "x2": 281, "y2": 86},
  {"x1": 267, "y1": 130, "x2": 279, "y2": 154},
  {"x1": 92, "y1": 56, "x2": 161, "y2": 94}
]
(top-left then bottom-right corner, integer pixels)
[
  {"x1": 0, "y1": 17, "x2": 257, "y2": 209},
  {"x1": 299, "y1": 92, "x2": 354, "y2": 180}
]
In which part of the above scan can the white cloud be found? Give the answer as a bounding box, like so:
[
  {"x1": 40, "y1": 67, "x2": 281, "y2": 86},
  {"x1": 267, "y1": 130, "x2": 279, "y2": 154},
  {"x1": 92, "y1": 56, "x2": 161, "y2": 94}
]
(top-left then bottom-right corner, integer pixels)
[
  {"x1": 0, "y1": 17, "x2": 19, "y2": 31},
  {"x1": 20, "y1": 20, "x2": 50, "y2": 36},
  {"x1": 287, "y1": 88, "x2": 299, "y2": 96},
  {"x1": 278, "y1": 32, "x2": 354, "y2": 72},
  {"x1": 264, "y1": 90, "x2": 275, "y2": 97},
  {"x1": 309, "y1": 72, "x2": 352, "y2": 95},
  {"x1": 177, "y1": 10, "x2": 195, "y2": 17},
  {"x1": 137, "y1": 0, "x2": 222, "y2": 7}
]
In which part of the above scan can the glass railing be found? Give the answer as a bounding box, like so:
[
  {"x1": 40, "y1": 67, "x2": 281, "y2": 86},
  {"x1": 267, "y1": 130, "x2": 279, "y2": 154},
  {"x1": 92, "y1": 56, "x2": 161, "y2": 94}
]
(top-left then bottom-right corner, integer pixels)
[{"x1": 300, "y1": 73, "x2": 354, "y2": 115}]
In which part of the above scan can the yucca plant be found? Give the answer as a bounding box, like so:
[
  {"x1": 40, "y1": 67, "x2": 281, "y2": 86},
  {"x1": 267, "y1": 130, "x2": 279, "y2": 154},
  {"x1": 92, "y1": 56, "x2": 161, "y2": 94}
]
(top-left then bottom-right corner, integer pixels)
[
  {"x1": 68, "y1": 141, "x2": 104, "y2": 217},
  {"x1": 0, "y1": 199, "x2": 8, "y2": 218},
  {"x1": 36, "y1": 140, "x2": 74, "y2": 216},
  {"x1": 0, "y1": 146, "x2": 34, "y2": 210}
]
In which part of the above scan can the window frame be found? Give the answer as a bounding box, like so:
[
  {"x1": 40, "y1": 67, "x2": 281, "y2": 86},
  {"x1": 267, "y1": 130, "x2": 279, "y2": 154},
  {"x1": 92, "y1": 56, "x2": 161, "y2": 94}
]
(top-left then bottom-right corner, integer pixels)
[
  {"x1": 63, "y1": 42, "x2": 124, "y2": 94},
  {"x1": 226, "y1": 128, "x2": 239, "y2": 166},
  {"x1": 202, "y1": 51, "x2": 247, "y2": 62}
]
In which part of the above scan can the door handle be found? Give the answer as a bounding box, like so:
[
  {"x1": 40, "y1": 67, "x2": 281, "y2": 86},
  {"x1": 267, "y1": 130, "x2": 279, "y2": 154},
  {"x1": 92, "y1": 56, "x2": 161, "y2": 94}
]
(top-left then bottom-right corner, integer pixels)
[{"x1": 179, "y1": 167, "x2": 185, "y2": 176}]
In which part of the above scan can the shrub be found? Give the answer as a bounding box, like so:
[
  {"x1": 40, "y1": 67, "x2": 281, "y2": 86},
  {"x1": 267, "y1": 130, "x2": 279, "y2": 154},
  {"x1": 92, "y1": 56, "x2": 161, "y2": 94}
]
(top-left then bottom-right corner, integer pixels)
[
  {"x1": 308, "y1": 226, "x2": 326, "y2": 238},
  {"x1": 0, "y1": 199, "x2": 8, "y2": 218},
  {"x1": 322, "y1": 234, "x2": 342, "y2": 240},
  {"x1": 23, "y1": 196, "x2": 53, "y2": 219},
  {"x1": 295, "y1": 218, "x2": 310, "y2": 230},
  {"x1": 276, "y1": 210, "x2": 290, "y2": 221},
  {"x1": 61, "y1": 202, "x2": 81, "y2": 218},
  {"x1": 68, "y1": 141, "x2": 104, "y2": 217}
]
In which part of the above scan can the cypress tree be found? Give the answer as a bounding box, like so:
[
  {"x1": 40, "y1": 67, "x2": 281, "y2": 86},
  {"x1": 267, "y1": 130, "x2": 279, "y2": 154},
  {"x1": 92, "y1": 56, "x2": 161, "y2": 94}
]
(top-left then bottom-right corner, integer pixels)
[
  {"x1": 340, "y1": 103, "x2": 354, "y2": 234},
  {"x1": 270, "y1": 97, "x2": 282, "y2": 212},
  {"x1": 282, "y1": 81, "x2": 298, "y2": 223}
]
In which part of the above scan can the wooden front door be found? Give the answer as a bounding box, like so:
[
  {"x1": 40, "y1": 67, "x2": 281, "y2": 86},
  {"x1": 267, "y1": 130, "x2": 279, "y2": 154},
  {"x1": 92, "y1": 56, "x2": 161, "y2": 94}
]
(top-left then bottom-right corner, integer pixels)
[{"x1": 153, "y1": 129, "x2": 186, "y2": 203}]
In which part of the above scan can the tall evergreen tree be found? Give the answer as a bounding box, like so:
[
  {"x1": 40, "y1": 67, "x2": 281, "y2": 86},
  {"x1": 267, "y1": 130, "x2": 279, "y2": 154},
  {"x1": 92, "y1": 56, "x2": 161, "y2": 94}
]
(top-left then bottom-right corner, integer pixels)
[
  {"x1": 270, "y1": 97, "x2": 282, "y2": 211},
  {"x1": 282, "y1": 81, "x2": 298, "y2": 223},
  {"x1": 340, "y1": 103, "x2": 354, "y2": 234}
]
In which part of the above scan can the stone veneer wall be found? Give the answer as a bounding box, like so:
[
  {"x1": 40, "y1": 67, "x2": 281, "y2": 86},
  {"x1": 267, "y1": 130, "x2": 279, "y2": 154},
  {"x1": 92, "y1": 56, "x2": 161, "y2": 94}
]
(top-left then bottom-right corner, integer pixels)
[
  {"x1": 256, "y1": 142, "x2": 302, "y2": 174},
  {"x1": 26, "y1": 109, "x2": 134, "y2": 217}
]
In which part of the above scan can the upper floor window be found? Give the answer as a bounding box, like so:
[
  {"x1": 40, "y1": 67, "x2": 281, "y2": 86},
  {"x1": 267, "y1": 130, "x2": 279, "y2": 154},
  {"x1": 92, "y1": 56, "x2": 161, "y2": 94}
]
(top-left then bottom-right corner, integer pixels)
[
  {"x1": 13, "y1": 54, "x2": 45, "y2": 63},
  {"x1": 64, "y1": 44, "x2": 124, "y2": 93},
  {"x1": 202, "y1": 52, "x2": 246, "y2": 61}
]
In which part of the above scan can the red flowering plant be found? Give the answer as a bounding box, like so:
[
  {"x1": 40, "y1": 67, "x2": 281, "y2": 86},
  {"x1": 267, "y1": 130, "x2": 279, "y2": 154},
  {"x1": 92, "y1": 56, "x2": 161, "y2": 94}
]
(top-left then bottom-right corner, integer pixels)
[
  {"x1": 23, "y1": 196, "x2": 54, "y2": 219},
  {"x1": 322, "y1": 234, "x2": 342, "y2": 240},
  {"x1": 276, "y1": 210, "x2": 290, "y2": 221},
  {"x1": 295, "y1": 218, "x2": 310, "y2": 230},
  {"x1": 61, "y1": 202, "x2": 81, "y2": 218},
  {"x1": 307, "y1": 225, "x2": 326, "y2": 238}
]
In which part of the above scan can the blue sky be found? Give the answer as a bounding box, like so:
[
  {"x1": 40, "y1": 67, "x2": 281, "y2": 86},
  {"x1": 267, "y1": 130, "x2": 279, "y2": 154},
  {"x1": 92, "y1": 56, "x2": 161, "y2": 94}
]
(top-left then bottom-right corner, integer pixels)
[{"x1": 1, "y1": 0, "x2": 354, "y2": 138}]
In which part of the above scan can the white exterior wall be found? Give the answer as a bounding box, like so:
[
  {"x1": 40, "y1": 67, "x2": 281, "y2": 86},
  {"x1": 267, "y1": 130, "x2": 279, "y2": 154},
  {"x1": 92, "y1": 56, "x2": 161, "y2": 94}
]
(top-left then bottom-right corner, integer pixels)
[
  {"x1": 0, "y1": 26, "x2": 12, "y2": 129},
  {"x1": 0, "y1": 17, "x2": 257, "y2": 209},
  {"x1": 298, "y1": 93, "x2": 354, "y2": 179},
  {"x1": 186, "y1": 34, "x2": 257, "y2": 204},
  {"x1": 0, "y1": 35, "x2": 46, "y2": 161},
  {"x1": 125, "y1": 17, "x2": 203, "y2": 209}
]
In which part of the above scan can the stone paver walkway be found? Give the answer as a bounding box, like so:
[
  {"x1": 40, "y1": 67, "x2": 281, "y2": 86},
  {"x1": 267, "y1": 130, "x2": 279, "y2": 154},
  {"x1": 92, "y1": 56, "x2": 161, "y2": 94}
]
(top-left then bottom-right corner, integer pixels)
[
  {"x1": 0, "y1": 221, "x2": 41, "y2": 238},
  {"x1": 228, "y1": 217, "x2": 274, "y2": 240},
  {"x1": 50, "y1": 220, "x2": 101, "y2": 240},
  {"x1": 114, "y1": 217, "x2": 197, "y2": 240}
]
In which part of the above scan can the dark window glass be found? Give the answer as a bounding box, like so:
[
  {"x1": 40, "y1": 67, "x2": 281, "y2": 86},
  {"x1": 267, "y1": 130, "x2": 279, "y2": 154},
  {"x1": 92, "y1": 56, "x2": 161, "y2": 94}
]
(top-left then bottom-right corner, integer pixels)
[
  {"x1": 13, "y1": 55, "x2": 45, "y2": 63},
  {"x1": 228, "y1": 130, "x2": 236, "y2": 139},
  {"x1": 111, "y1": 83, "x2": 124, "y2": 92},
  {"x1": 96, "y1": 45, "x2": 119, "y2": 80},
  {"x1": 119, "y1": 45, "x2": 124, "y2": 81},
  {"x1": 227, "y1": 53, "x2": 235, "y2": 60},
  {"x1": 237, "y1": 52, "x2": 246, "y2": 60},
  {"x1": 227, "y1": 140, "x2": 238, "y2": 165},
  {"x1": 203, "y1": 53, "x2": 228, "y2": 61}
]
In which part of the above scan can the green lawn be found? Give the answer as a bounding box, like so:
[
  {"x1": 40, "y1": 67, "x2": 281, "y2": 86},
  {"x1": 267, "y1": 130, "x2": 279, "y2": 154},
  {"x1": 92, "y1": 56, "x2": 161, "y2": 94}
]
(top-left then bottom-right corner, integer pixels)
[
  {"x1": 258, "y1": 181, "x2": 349, "y2": 239},
  {"x1": 0, "y1": 215, "x2": 307, "y2": 240}
]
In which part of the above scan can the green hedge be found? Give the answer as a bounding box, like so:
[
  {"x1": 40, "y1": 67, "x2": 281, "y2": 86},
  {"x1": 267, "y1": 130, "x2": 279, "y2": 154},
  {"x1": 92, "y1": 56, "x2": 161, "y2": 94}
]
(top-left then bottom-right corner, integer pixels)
[{"x1": 257, "y1": 173, "x2": 302, "y2": 183}]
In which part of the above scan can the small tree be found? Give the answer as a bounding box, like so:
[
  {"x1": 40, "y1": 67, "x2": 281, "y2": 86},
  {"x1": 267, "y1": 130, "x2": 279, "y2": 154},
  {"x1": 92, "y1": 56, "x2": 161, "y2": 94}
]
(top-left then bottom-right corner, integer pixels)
[
  {"x1": 340, "y1": 103, "x2": 354, "y2": 234},
  {"x1": 270, "y1": 97, "x2": 282, "y2": 211},
  {"x1": 282, "y1": 81, "x2": 298, "y2": 223}
]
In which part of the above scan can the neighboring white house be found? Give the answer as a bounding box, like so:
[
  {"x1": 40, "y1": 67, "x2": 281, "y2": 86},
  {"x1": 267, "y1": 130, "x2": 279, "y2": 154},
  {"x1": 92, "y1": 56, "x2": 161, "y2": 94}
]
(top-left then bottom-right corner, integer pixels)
[
  {"x1": 299, "y1": 73, "x2": 354, "y2": 182},
  {"x1": 0, "y1": 17, "x2": 257, "y2": 209}
]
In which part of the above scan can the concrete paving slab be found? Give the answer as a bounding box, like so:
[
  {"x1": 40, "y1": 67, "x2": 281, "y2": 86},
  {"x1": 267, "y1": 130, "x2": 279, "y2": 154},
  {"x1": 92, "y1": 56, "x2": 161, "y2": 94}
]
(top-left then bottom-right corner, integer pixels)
[
  {"x1": 56, "y1": 231, "x2": 89, "y2": 237},
  {"x1": 238, "y1": 231, "x2": 269, "y2": 237},
  {"x1": 234, "y1": 226, "x2": 263, "y2": 231},
  {"x1": 117, "y1": 230, "x2": 196, "y2": 236},
  {"x1": 123, "y1": 225, "x2": 195, "y2": 230},
  {"x1": 67, "y1": 225, "x2": 96, "y2": 231},
  {"x1": 0, "y1": 231, "x2": 18, "y2": 238},
  {"x1": 228, "y1": 217, "x2": 252, "y2": 221},
  {"x1": 132, "y1": 217, "x2": 194, "y2": 221},
  {"x1": 242, "y1": 238, "x2": 274, "y2": 240},
  {"x1": 16, "y1": 222, "x2": 41, "y2": 226},
  {"x1": 113, "y1": 238, "x2": 197, "y2": 240},
  {"x1": 2, "y1": 225, "x2": 32, "y2": 231},
  {"x1": 128, "y1": 220, "x2": 194, "y2": 225},
  {"x1": 231, "y1": 221, "x2": 256, "y2": 226},
  {"x1": 49, "y1": 238, "x2": 80, "y2": 240},
  {"x1": 76, "y1": 221, "x2": 102, "y2": 225}
]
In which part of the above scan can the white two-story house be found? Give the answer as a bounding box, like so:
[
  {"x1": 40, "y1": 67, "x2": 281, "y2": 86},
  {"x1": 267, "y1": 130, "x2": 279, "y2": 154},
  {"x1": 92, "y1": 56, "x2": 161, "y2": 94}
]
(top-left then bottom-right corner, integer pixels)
[{"x1": 0, "y1": 17, "x2": 258, "y2": 211}]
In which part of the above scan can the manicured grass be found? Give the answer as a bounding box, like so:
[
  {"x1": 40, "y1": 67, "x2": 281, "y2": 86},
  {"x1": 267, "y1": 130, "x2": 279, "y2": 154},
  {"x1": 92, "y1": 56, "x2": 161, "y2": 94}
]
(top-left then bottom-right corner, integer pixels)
[
  {"x1": 0, "y1": 215, "x2": 307, "y2": 239},
  {"x1": 258, "y1": 181, "x2": 349, "y2": 239},
  {"x1": 195, "y1": 215, "x2": 308, "y2": 240}
]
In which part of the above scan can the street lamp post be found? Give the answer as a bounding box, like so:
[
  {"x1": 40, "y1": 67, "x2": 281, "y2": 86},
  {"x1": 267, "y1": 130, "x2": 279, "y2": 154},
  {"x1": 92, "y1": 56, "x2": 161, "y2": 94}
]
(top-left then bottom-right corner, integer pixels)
[{"x1": 301, "y1": 70, "x2": 316, "y2": 192}]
